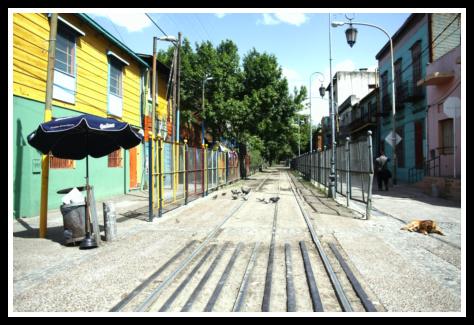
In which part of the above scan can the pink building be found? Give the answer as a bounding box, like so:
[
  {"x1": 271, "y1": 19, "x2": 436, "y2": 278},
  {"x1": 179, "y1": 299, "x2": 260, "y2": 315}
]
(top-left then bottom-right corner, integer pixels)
[{"x1": 419, "y1": 45, "x2": 461, "y2": 178}]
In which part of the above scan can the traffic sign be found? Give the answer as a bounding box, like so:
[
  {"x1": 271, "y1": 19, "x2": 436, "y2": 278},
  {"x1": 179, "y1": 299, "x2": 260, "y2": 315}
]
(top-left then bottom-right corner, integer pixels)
[{"x1": 385, "y1": 131, "x2": 402, "y2": 147}]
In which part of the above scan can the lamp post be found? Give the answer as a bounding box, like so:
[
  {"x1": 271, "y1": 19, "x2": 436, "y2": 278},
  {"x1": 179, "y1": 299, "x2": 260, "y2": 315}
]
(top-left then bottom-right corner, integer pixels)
[
  {"x1": 158, "y1": 33, "x2": 182, "y2": 143},
  {"x1": 328, "y1": 13, "x2": 337, "y2": 198},
  {"x1": 309, "y1": 72, "x2": 326, "y2": 153},
  {"x1": 332, "y1": 18, "x2": 397, "y2": 185},
  {"x1": 202, "y1": 75, "x2": 213, "y2": 145}
]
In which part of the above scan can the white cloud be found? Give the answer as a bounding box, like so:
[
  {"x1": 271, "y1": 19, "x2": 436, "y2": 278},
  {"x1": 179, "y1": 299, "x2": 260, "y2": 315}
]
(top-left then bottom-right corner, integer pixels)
[
  {"x1": 215, "y1": 13, "x2": 227, "y2": 18},
  {"x1": 258, "y1": 13, "x2": 308, "y2": 26},
  {"x1": 261, "y1": 13, "x2": 280, "y2": 25},
  {"x1": 282, "y1": 67, "x2": 305, "y2": 94},
  {"x1": 92, "y1": 13, "x2": 151, "y2": 32},
  {"x1": 274, "y1": 13, "x2": 308, "y2": 26}
]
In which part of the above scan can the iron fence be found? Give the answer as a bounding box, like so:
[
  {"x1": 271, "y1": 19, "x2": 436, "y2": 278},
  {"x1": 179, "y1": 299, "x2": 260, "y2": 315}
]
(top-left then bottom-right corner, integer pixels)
[{"x1": 291, "y1": 131, "x2": 374, "y2": 218}]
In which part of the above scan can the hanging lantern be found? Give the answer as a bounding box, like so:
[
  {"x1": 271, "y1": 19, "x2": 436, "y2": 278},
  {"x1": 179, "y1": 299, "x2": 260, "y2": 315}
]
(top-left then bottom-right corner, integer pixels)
[
  {"x1": 319, "y1": 84, "x2": 326, "y2": 98},
  {"x1": 345, "y1": 24, "x2": 358, "y2": 48}
]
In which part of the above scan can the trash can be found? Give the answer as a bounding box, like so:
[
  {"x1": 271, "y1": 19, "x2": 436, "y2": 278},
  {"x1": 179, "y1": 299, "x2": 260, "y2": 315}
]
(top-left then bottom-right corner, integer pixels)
[{"x1": 60, "y1": 202, "x2": 86, "y2": 245}]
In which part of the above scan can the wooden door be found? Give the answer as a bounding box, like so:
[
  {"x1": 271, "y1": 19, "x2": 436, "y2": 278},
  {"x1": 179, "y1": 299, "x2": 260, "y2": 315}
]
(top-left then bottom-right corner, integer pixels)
[
  {"x1": 129, "y1": 146, "x2": 137, "y2": 189},
  {"x1": 415, "y1": 120, "x2": 424, "y2": 169}
]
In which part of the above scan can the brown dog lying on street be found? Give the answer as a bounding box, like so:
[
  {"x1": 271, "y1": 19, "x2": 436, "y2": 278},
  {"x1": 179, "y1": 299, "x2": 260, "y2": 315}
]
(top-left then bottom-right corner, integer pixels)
[{"x1": 400, "y1": 220, "x2": 445, "y2": 235}]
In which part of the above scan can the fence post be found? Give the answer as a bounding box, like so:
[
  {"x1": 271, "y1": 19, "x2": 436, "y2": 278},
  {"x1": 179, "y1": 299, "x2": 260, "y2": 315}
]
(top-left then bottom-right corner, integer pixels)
[
  {"x1": 148, "y1": 134, "x2": 153, "y2": 222},
  {"x1": 348, "y1": 138, "x2": 352, "y2": 199},
  {"x1": 205, "y1": 144, "x2": 209, "y2": 196},
  {"x1": 158, "y1": 136, "x2": 163, "y2": 218},
  {"x1": 366, "y1": 131, "x2": 374, "y2": 220},
  {"x1": 184, "y1": 139, "x2": 188, "y2": 205},
  {"x1": 202, "y1": 144, "x2": 206, "y2": 197},
  {"x1": 323, "y1": 146, "x2": 327, "y2": 189},
  {"x1": 345, "y1": 137, "x2": 350, "y2": 207}
]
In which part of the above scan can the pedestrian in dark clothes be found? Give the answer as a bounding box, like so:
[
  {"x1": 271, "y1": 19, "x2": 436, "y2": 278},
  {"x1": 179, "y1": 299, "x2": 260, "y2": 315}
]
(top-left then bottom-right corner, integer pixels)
[{"x1": 375, "y1": 151, "x2": 391, "y2": 191}]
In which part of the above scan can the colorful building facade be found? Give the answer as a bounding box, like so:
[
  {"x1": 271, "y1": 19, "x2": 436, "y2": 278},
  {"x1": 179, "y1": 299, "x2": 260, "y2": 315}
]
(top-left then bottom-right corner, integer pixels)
[
  {"x1": 13, "y1": 13, "x2": 151, "y2": 218},
  {"x1": 375, "y1": 13, "x2": 461, "y2": 183}
]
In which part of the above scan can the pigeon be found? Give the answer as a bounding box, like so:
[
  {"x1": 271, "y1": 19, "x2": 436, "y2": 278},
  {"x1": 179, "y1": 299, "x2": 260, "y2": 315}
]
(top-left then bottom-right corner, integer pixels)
[
  {"x1": 241, "y1": 186, "x2": 251, "y2": 195},
  {"x1": 212, "y1": 194, "x2": 218, "y2": 199},
  {"x1": 231, "y1": 189, "x2": 241, "y2": 195},
  {"x1": 257, "y1": 197, "x2": 268, "y2": 204},
  {"x1": 222, "y1": 192, "x2": 227, "y2": 196},
  {"x1": 269, "y1": 196, "x2": 280, "y2": 203},
  {"x1": 232, "y1": 194, "x2": 239, "y2": 200}
]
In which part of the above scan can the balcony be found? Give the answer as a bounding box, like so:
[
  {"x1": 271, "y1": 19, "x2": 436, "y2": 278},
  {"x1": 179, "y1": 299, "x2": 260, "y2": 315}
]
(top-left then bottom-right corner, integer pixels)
[
  {"x1": 349, "y1": 114, "x2": 376, "y2": 133},
  {"x1": 398, "y1": 80, "x2": 425, "y2": 103}
]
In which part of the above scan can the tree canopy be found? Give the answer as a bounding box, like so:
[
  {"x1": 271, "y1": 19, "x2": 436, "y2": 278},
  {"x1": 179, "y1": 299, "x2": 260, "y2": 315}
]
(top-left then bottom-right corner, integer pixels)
[{"x1": 157, "y1": 38, "x2": 310, "y2": 172}]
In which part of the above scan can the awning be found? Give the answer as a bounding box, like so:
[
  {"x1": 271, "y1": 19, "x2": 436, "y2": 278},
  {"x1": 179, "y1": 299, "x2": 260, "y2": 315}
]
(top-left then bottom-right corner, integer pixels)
[{"x1": 417, "y1": 71, "x2": 454, "y2": 86}]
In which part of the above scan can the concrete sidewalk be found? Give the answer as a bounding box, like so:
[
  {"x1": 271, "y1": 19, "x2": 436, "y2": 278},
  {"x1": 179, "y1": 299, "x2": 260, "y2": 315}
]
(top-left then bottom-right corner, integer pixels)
[{"x1": 302, "y1": 177, "x2": 463, "y2": 312}]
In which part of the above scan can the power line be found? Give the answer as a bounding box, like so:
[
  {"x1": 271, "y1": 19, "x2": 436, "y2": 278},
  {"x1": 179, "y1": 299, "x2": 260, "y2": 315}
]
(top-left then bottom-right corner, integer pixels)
[
  {"x1": 145, "y1": 13, "x2": 168, "y2": 37},
  {"x1": 194, "y1": 14, "x2": 212, "y2": 41},
  {"x1": 381, "y1": 14, "x2": 460, "y2": 83},
  {"x1": 109, "y1": 20, "x2": 125, "y2": 44}
]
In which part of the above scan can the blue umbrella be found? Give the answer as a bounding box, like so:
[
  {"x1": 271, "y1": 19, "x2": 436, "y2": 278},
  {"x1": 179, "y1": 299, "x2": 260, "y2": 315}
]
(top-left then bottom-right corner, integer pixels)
[{"x1": 27, "y1": 114, "x2": 144, "y2": 248}]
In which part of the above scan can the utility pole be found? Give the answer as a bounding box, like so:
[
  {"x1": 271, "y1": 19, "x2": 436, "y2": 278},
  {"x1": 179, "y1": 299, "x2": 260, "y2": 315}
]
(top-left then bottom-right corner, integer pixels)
[
  {"x1": 176, "y1": 32, "x2": 182, "y2": 143},
  {"x1": 39, "y1": 13, "x2": 58, "y2": 238},
  {"x1": 171, "y1": 47, "x2": 177, "y2": 143},
  {"x1": 328, "y1": 13, "x2": 336, "y2": 199},
  {"x1": 148, "y1": 36, "x2": 157, "y2": 222}
]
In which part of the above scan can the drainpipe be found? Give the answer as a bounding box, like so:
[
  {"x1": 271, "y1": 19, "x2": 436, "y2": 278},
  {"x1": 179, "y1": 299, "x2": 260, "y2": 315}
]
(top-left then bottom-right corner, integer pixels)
[{"x1": 39, "y1": 13, "x2": 58, "y2": 238}]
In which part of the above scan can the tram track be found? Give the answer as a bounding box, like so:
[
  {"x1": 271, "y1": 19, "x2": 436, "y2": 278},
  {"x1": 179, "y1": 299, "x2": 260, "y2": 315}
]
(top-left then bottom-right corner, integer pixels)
[{"x1": 109, "y1": 168, "x2": 380, "y2": 312}]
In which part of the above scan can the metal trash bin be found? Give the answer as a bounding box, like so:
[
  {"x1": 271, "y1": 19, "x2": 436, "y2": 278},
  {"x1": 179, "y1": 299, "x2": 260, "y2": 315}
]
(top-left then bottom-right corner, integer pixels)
[{"x1": 60, "y1": 202, "x2": 86, "y2": 245}]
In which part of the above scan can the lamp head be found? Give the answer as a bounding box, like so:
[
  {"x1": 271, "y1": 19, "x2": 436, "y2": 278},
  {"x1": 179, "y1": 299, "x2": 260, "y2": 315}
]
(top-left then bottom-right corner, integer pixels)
[
  {"x1": 331, "y1": 21, "x2": 346, "y2": 28},
  {"x1": 345, "y1": 25, "x2": 358, "y2": 48},
  {"x1": 158, "y1": 35, "x2": 177, "y2": 42},
  {"x1": 319, "y1": 85, "x2": 326, "y2": 98}
]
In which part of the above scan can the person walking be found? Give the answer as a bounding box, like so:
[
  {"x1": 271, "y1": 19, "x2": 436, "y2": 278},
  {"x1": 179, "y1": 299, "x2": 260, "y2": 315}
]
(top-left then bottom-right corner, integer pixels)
[{"x1": 375, "y1": 151, "x2": 391, "y2": 191}]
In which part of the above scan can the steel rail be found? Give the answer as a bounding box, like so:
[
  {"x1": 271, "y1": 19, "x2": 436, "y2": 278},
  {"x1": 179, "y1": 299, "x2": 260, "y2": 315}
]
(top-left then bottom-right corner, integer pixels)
[
  {"x1": 134, "y1": 175, "x2": 269, "y2": 312},
  {"x1": 232, "y1": 242, "x2": 260, "y2": 312},
  {"x1": 109, "y1": 240, "x2": 197, "y2": 312},
  {"x1": 286, "y1": 171, "x2": 354, "y2": 312}
]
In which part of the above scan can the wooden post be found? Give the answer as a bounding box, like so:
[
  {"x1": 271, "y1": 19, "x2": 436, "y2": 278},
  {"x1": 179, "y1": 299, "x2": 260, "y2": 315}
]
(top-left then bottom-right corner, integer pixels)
[{"x1": 39, "y1": 13, "x2": 58, "y2": 238}]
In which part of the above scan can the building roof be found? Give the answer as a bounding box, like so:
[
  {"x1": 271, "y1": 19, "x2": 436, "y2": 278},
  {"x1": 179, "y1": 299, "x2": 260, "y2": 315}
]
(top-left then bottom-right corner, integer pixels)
[
  {"x1": 375, "y1": 13, "x2": 426, "y2": 60},
  {"x1": 75, "y1": 13, "x2": 149, "y2": 69},
  {"x1": 136, "y1": 54, "x2": 171, "y2": 75}
]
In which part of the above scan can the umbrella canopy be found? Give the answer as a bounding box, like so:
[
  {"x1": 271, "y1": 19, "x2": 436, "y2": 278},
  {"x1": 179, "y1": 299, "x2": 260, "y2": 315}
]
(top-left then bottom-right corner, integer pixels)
[{"x1": 27, "y1": 114, "x2": 143, "y2": 159}]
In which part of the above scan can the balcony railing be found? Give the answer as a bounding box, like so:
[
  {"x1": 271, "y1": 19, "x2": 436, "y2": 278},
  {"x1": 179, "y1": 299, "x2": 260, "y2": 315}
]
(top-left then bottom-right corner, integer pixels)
[
  {"x1": 398, "y1": 80, "x2": 425, "y2": 103},
  {"x1": 349, "y1": 114, "x2": 376, "y2": 131}
]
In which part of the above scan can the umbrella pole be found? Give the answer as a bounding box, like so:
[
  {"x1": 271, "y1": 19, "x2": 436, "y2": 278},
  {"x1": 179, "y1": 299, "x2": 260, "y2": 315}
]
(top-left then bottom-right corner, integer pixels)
[{"x1": 80, "y1": 155, "x2": 97, "y2": 249}]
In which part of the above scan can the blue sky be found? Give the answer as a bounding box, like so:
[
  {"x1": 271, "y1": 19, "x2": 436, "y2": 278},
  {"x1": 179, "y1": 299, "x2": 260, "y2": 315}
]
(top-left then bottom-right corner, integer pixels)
[{"x1": 88, "y1": 10, "x2": 411, "y2": 126}]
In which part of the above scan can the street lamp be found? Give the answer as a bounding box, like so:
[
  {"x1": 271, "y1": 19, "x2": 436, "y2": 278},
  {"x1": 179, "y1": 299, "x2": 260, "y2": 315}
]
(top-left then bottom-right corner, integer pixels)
[
  {"x1": 202, "y1": 75, "x2": 214, "y2": 145},
  {"x1": 158, "y1": 33, "x2": 182, "y2": 143},
  {"x1": 309, "y1": 72, "x2": 325, "y2": 153},
  {"x1": 332, "y1": 18, "x2": 397, "y2": 185}
]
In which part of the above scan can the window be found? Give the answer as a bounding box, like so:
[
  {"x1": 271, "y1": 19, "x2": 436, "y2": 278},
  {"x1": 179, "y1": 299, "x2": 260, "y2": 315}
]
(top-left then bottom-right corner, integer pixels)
[
  {"x1": 109, "y1": 59, "x2": 123, "y2": 97},
  {"x1": 49, "y1": 153, "x2": 75, "y2": 169},
  {"x1": 439, "y1": 119, "x2": 453, "y2": 155},
  {"x1": 107, "y1": 51, "x2": 129, "y2": 117},
  {"x1": 53, "y1": 23, "x2": 80, "y2": 104},
  {"x1": 55, "y1": 26, "x2": 75, "y2": 75},
  {"x1": 394, "y1": 59, "x2": 402, "y2": 89},
  {"x1": 108, "y1": 149, "x2": 123, "y2": 167},
  {"x1": 411, "y1": 41, "x2": 422, "y2": 84}
]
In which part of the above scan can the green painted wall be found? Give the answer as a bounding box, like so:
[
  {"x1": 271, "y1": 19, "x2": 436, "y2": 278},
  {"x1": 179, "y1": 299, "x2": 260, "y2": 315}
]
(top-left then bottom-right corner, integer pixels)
[{"x1": 13, "y1": 96, "x2": 130, "y2": 218}]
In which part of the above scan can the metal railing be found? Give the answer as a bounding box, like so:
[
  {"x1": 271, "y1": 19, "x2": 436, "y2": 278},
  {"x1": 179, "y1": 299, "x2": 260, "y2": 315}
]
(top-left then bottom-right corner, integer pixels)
[
  {"x1": 291, "y1": 131, "x2": 374, "y2": 219},
  {"x1": 149, "y1": 136, "x2": 241, "y2": 219},
  {"x1": 408, "y1": 155, "x2": 441, "y2": 184}
]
